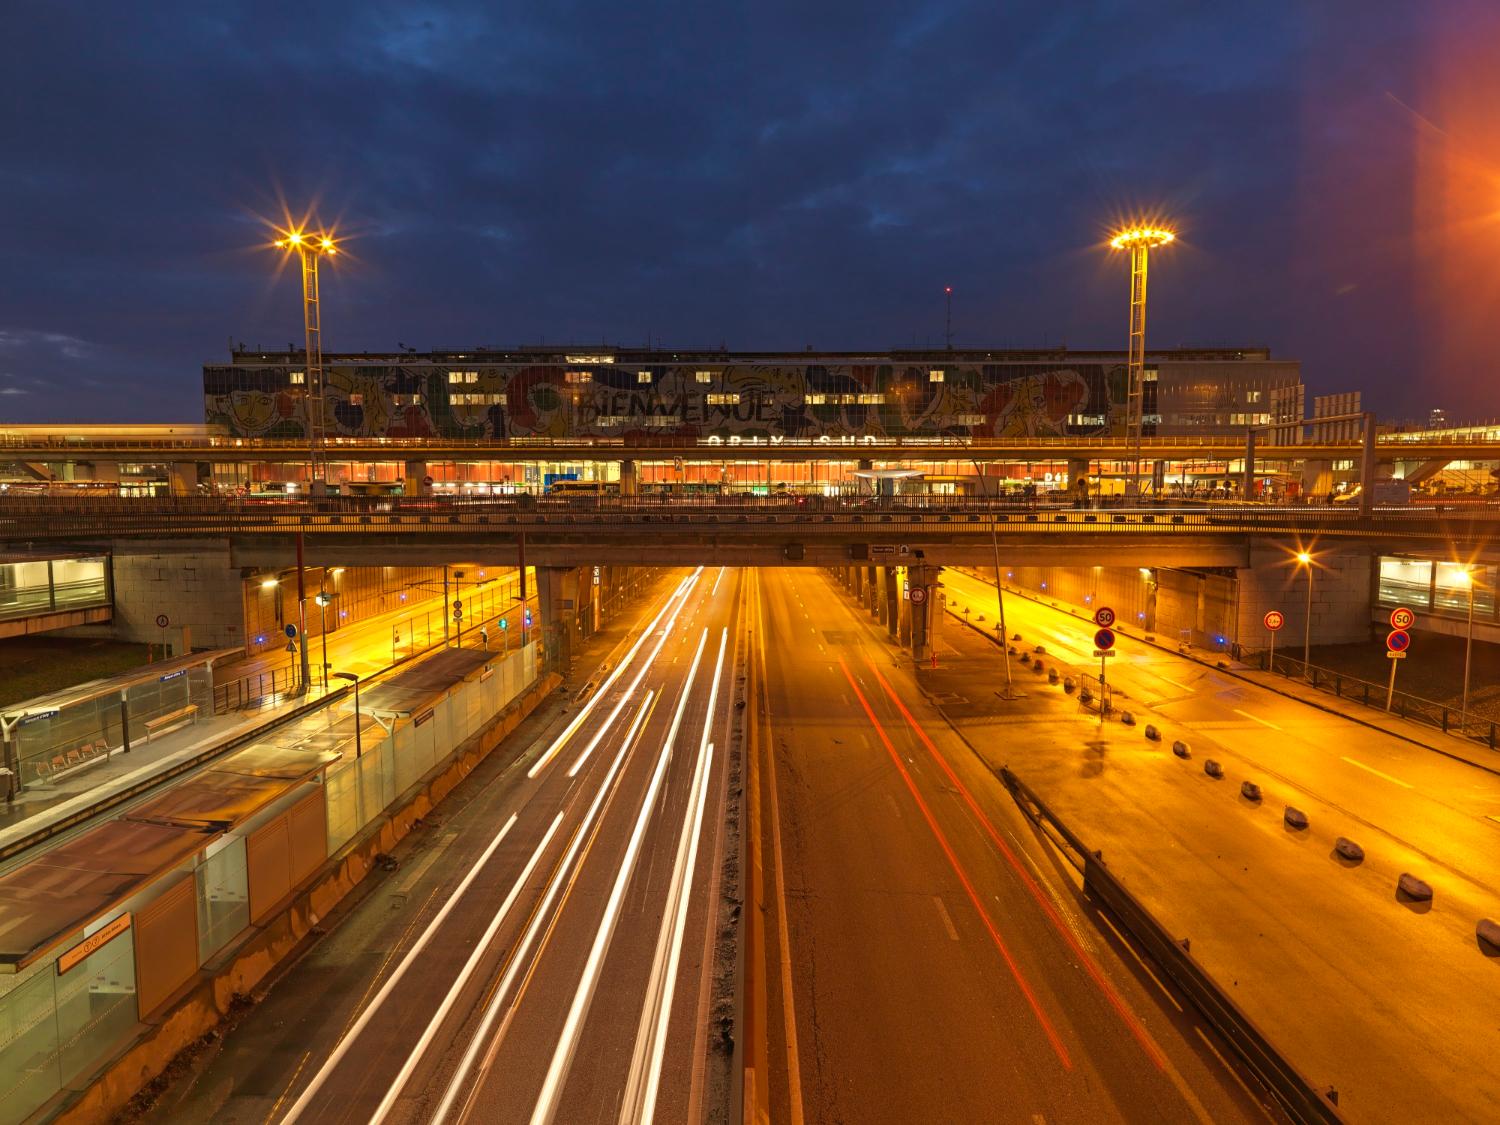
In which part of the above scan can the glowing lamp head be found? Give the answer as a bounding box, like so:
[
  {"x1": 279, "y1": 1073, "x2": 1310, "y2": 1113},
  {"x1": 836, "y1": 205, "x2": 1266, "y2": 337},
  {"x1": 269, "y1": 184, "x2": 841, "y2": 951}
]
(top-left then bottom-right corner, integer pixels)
[
  {"x1": 1296, "y1": 551, "x2": 1312, "y2": 565},
  {"x1": 1109, "y1": 226, "x2": 1176, "y2": 251}
]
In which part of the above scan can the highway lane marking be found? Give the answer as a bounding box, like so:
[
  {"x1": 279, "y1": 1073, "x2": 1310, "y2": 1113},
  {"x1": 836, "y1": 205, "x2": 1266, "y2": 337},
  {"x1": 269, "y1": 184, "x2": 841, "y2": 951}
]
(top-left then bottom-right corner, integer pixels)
[
  {"x1": 840, "y1": 659, "x2": 1074, "y2": 1070},
  {"x1": 886, "y1": 793, "x2": 902, "y2": 820},
  {"x1": 528, "y1": 568, "x2": 700, "y2": 778},
  {"x1": 1231, "y1": 708, "x2": 1282, "y2": 731},
  {"x1": 756, "y1": 573, "x2": 808, "y2": 1125},
  {"x1": 530, "y1": 629, "x2": 711, "y2": 1125},
  {"x1": 367, "y1": 813, "x2": 565, "y2": 1123},
  {"x1": 623, "y1": 631, "x2": 729, "y2": 1125},
  {"x1": 932, "y1": 896, "x2": 960, "y2": 941},
  {"x1": 1341, "y1": 756, "x2": 1414, "y2": 789},
  {"x1": 280, "y1": 813, "x2": 522, "y2": 1123},
  {"x1": 392, "y1": 833, "x2": 456, "y2": 893},
  {"x1": 428, "y1": 690, "x2": 660, "y2": 1125},
  {"x1": 711, "y1": 566, "x2": 724, "y2": 597}
]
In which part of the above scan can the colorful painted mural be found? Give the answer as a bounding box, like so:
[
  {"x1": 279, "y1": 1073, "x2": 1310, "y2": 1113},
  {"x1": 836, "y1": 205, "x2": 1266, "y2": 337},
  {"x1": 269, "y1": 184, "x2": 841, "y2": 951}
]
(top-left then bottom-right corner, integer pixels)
[{"x1": 204, "y1": 360, "x2": 1122, "y2": 440}]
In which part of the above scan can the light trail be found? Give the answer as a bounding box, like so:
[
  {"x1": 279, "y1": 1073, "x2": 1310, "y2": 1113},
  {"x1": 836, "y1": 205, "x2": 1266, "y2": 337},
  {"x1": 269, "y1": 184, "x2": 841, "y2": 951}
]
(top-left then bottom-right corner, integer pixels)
[
  {"x1": 528, "y1": 568, "x2": 700, "y2": 779},
  {"x1": 279, "y1": 813, "x2": 520, "y2": 1123},
  {"x1": 365, "y1": 812, "x2": 564, "y2": 1123},
  {"x1": 621, "y1": 628, "x2": 728, "y2": 1125},
  {"x1": 429, "y1": 691, "x2": 660, "y2": 1125},
  {"x1": 529, "y1": 629, "x2": 711, "y2": 1125}
]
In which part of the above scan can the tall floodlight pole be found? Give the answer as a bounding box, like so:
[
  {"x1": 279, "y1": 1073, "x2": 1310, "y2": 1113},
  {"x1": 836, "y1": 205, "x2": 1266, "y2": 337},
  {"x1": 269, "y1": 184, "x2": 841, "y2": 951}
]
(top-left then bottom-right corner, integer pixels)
[
  {"x1": 1108, "y1": 226, "x2": 1175, "y2": 500},
  {"x1": 1296, "y1": 550, "x2": 1315, "y2": 679},
  {"x1": 273, "y1": 229, "x2": 338, "y2": 497},
  {"x1": 944, "y1": 286, "x2": 953, "y2": 350}
]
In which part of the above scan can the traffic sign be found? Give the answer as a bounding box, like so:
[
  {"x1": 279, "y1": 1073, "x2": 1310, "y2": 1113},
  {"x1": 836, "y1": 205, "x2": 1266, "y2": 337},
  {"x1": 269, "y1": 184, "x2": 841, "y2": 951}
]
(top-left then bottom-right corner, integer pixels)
[
  {"x1": 1093, "y1": 606, "x2": 1116, "y2": 628},
  {"x1": 1390, "y1": 606, "x2": 1416, "y2": 630},
  {"x1": 452, "y1": 599, "x2": 462, "y2": 611},
  {"x1": 1263, "y1": 610, "x2": 1284, "y2": 632},
  {"x1": 284, "y1": 624, "x2": 298, "y2": 639},
  {"x1": 908, "y1": 586, "x2": 928, "y2": 605},
  {"x1": 1094, "y1": 628, "x2": 1116, "y2": 651},
  {"x1": 453, "y1": 608, "x2": 463, "y2": 621},
  {"x1": 524, "y1": 609, "x2": 533, "y2": 627},
  {"x1": 1093, "y1": 650, "x2": 1117, "y2": 659},
  {"x1": 1387, "y1": 651, "x2": 1407, "y2": 660},
  {"x1": 155, "y1": 614, "x2": 170, "y2": 629},
  {"x1": 870, "y1": 544, "x2": 899, "y2": 559},
  {"x1": 499, "y1": 617, "x2": 509, "y2": 630},
  {"x1": 1387, "y1": 629, "x2": 1411, "y2": 653}
]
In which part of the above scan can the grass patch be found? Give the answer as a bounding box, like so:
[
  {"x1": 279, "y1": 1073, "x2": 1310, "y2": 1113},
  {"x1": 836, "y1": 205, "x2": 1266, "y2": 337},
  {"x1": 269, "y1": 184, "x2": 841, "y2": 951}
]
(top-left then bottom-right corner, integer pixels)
[{"x1": 0, "y1": 637, "x2": 152, "y2": 707}]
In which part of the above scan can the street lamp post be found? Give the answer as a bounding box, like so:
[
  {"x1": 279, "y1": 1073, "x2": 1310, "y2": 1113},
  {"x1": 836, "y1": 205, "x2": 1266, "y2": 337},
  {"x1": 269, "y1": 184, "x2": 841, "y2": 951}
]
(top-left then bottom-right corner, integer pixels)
[
  {"x1": 1459, "y1": 566, "x2": 1478, "y2": 732},
  {"x1": 272, "y1": 228, "x2": 338, "y2": 497},
  {"x1": 315, "y1": 589, "x2": 332, "y2": 689},
  {"x1": 331, "y1": 671, "x2": 362, "y2": 759},
  {"x1": 1108, "y1": 225, "x2": 1175, "y2": 500},
  {"x1": 1296, "y1": 551, "x2": 1314, "y2": 678}
]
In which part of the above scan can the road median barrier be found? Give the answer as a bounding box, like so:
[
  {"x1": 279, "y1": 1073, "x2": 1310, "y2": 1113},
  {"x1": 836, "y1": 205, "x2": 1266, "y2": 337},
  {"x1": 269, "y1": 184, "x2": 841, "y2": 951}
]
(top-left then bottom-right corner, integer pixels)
[
  {"x1": 1397, "y1": 873, "x2": 1433, "y2": 902},
  {"x1": 1204, "y1": 760, "x2": 1224, "y2": 778},
  {"x1": 1284, "y1": 807, "x2": 1309, "y2": 830},
  {"x1": 1478, "y1": 919, "x2": 1500, "y2": 951},
  {"x1": 1171, "y1": 740, "x2": 1191, "y2": 759},
  {"x1": 996, "y1": 766, "x2": 1346, "y2": 1125},
  {"x1": 1334, "y1": 837, "x2": 1364, "y2": 863},
  {"x1": 1241, "y1": 780, "x2": 1263, "y2": 801},
  {"x1": 1144, "y1": 724, "x2": 1162, "y2": 742}
]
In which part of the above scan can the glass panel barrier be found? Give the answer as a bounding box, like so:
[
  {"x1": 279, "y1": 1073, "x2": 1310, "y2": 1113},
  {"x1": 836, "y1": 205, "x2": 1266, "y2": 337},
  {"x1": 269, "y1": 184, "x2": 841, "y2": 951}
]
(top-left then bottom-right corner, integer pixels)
[{"x1": 195, "y1": 837, "x2": 250, "y2": 965}]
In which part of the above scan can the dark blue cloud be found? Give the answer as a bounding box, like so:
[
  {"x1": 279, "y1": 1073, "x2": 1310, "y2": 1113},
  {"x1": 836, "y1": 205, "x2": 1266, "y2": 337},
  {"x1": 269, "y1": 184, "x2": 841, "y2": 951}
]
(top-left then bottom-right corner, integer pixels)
[{"x1": 0, "y1": 1, "x2": 1486, "y2": 422}]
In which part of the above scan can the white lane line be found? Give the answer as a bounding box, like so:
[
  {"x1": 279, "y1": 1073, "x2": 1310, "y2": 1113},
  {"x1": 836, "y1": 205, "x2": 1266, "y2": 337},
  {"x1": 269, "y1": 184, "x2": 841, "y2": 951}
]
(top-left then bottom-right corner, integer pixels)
[
  {"x1": 1232, "y1": 708, "x2": 1282, "y2": 731},
  {"x1": 280, "y1": 813, "x2": 521, "y2": 1123},
  {"x1": 932, "y1": 896, "x2": 959, "y2": 942},
  {"x1": 1155, "y1": 672, "x2": 1195, "y2": 692},
  {"x1": 367, "y1": 813, "x2": 564, "y2": 1123},
  {"x1": 527, "y1": 569, "x2": 700, "y2": 779},
  {"x1": 711, "y1": 567, "x2": 724, "y2": 598},
  {"x1": 623, "y1": 629, "x2": 729, "y2": 1125},
  {"x1": 529, "y1": 630, "x2": 711, "y2": 1125},
  {"x1": 1341, "y1": 755, "x2": 1414, "y2": 789},
  {"x1": 428, "y1": 691, "x2": 658, "y2": 1125},
  {"x1": 566, "y1": 581, "x2": 700, "y2": 777}
]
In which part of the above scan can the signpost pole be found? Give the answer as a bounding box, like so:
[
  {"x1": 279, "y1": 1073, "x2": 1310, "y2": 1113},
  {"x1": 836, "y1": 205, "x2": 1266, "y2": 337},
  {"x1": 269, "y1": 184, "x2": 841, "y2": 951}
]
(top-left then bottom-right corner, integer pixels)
[
  {"x1": 1268, "y1": 628, "x2": 1275, "y2": 672},
  {"x1": 1099, "y1": 653, "x2": 1107, "y2": 726},
  {"x1": 1386, "y1": 657, "x2": 1399, "y2": 712}
]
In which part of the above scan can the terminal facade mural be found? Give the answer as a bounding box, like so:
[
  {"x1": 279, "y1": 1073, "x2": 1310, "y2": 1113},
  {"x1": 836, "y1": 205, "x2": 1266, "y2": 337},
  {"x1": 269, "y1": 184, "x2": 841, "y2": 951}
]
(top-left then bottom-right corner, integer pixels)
[{"x1": 204, "y1": 359, "x2": 1121, "y2": 441}]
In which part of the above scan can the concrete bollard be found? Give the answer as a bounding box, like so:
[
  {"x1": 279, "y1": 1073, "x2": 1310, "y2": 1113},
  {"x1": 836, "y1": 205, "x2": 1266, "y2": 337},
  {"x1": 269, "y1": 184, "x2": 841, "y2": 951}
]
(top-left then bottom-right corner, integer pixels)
[
  {"x1": 1335, "y1": 837, "x2": 1364, "y2": 862},
  {"x1": 1144, "y1": 724, "x2": 1162, "y2": 742},
  {"x1": 1478, "y1": 919, "x2": 1500, "y2": 951},
  {"x1": 1171, "y1": 740, "x2": 1191, "y2": 759},
  {"x1": 1284, "y1": 807, "x2": 1309, "y2": 830},
  {"x1": 1020, "y1": 652, "x2": 1031, "y2": 664},
  {"x1": 1204, "y1": 760, "x2": 1223, "y2": 778},
  {"x1": 1033, "y1": 645, "x2": 1046, "y2": 655},
  {"x1": 1120, "y1": 711, "x2": 1135, "y2": 726},
  {"x1": 1398, "y1": 873, "x2": 1433, "y2": 902},
  {"x1": 1012, "y1": 633, "x2": 1022, "y2": 641},
  {"x1": 1032, "y1": 661, "x2": 1046, "y2": 675},
  {"x1": 1079, "y1": 688, "x2": 1093, "y2": 704},
  {"x1": 1048, "y1": 668, "x2": 1060, "y2": 684},
  {"x1": 1007, "y1": 645, "x2": 1018, "y2": 656},
  {"x1": 1240, "y1": 780, "x2": 1262, "y2": 801},
  {"x1": 1063, "y1": 677, "x2": 1077, "y2": 693}
]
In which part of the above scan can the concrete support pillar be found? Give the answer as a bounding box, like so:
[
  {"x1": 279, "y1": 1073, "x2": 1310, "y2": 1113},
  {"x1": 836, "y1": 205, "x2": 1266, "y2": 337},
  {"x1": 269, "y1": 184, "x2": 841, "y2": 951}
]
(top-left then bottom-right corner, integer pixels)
[
  {"x1": 168, "y1": 463, "x2": 201, "y2": 496},
  {"x1": 857, "y1": 458, "x2": 873, "y2": 495},
  {"x1": 883, "y1": 566, "x2": 898, "y2": 637},
  {"x1": 1067, "y1": 458, "x2": 1090, "y2": 503},
  {"x1": 619, "y1": 459, "x2": 639, "y2": 497},
  {"x1": 852, "y1": 565, "x2": 864, "y2": 600},
  {"x1": 404, "y1": 460, "x2": 429, "y2": 497},
  {"x1": 538, "y1": 565, "x2": 580, "y2": 672},
  {"x1": 1242, "y1": 431, "x2": 1256, "y2": 500},
  {"x1": 1301, "y1": 459, "x2": 1333, "y2": 501},
  {"x1": 907, "y1": 564, "x2": 942, "y2": 662},
  {"x1": 866, "y1": 566, "x2": 879, "y2": 615},
  {"x1": 85, "y1": 461, "x2": 121, "y2": 486}
]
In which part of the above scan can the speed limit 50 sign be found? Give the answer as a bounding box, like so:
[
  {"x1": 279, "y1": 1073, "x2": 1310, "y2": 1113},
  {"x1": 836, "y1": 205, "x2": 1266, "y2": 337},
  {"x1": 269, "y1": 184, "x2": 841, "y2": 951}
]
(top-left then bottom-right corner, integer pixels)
[{"x1": 1390, "y1": 606, "x2": 1416, "y2": 630}]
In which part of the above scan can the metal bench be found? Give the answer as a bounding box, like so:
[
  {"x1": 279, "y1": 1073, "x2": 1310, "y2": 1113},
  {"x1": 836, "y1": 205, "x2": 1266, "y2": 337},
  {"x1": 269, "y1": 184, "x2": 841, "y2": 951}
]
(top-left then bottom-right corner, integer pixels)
[{"x1": 144, "y1": 703, "x2": 199, "y2": 741}]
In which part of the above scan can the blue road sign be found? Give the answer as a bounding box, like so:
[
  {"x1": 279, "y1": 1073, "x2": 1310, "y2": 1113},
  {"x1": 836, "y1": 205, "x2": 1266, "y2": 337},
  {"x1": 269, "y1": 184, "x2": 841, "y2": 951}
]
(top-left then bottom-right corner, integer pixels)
[
  {"x1": 284, "y1": 624, "x2": 298, "y2": 639},
  {"x1": 524, "y1": 609, "x2": 534, "y2": 627},
  {"x1": 1094, "y1": 627, "x2": 1116, "y2": 651},
  {"x1": 499, "y1": 617, "x2": 509, "y2": 630},
  {"x1": 1387, "y1": 629, "x2": 1411, "y2": 653}
]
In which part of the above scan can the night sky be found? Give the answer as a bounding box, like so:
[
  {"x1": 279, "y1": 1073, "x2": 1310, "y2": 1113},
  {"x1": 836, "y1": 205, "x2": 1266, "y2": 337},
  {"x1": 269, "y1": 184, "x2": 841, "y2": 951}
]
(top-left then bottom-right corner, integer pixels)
[{"x1": 4, "y1": 2, "x2": 1499, "y2": 424}]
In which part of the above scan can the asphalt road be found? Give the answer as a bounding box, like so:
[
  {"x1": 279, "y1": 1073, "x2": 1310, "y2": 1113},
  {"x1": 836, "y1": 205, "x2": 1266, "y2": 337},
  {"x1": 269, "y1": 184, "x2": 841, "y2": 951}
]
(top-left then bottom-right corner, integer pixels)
[
  {"x1": 144, "y1": 566, "x2": 741, "y2": 1125},
  {"x1": 748, "y1": 567, "x2": 1270, "y2": 1125},
  {"x1": 935, "y1": 567, "x2": 1500, "y2": 1122}
]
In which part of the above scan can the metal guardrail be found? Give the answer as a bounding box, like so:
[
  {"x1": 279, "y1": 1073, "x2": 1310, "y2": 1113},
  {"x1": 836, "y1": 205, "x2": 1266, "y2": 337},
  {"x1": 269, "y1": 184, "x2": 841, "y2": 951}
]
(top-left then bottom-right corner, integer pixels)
[
  {"x1": 998, "y1": 766, "x2": 1346, "y2": 1124},
  {"x1": 1261, "y1": 653, "x2": 1499, "y2": 749}
]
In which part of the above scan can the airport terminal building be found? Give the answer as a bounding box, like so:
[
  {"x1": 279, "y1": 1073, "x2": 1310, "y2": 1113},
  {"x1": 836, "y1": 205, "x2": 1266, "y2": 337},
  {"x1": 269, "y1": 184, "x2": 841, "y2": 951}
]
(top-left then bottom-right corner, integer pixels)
[{"x1": 203, "y1": 345, "x2": 1303, "y2": 443}]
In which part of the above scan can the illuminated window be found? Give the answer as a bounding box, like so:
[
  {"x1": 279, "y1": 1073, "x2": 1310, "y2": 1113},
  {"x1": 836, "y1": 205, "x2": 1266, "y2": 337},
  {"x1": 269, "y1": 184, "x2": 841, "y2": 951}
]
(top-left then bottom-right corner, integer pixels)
[
  {"x1": 695, "y1": 371, "x2": 714, "y2": 383},
  {"x1": 289, "y1": 371, "x2": 305, "y2": 385},
  {"x1": 644, "y1": 416, "x2": 676, "y2": 427},
  {"x1": 348, "y1": 393, "x2": 364, "y2": 406},
  {"x1": 447, "y1": 370, "x2": 480, "y2": 384},
  {"x1": 1246, "y1": 390, "x2": 1263, "y2": 403},
  {"x1": 806, "y1": 393, "x2": 827, "y2": 405},
  {"x1": 595, "y1": 415, "x2": 628, "y2": 426},
  {"x1": 393, "y1": 393, "x2": 422, "y2": 406},
  {"x1": 450, "y1": 393, "x2": 507, "y2": 406},
  {"x1": 565, "y1": 371, "x2": 592, "y2": 384},
  {"x1": 706, "y1": 393, "x2": 740, "y2": 405},
  {"x1": 1142, "y1": 367, "x2": 1159, "y2": 382},
  {"x1": 955, "y1": 414, "x2": 987, "y2": 426},
  {"x1": 1067, "y1": 413, "x2": 1106, "y2": 426},
  {"x1": 856, "y1": 393, "x2": 885, "y2": 405},
  {"x1": 637, "y1": 371, "x2": 653, "y2": 384},
  {"x1": 928, "y1": 370, "x2": 945, "y2": 382}
]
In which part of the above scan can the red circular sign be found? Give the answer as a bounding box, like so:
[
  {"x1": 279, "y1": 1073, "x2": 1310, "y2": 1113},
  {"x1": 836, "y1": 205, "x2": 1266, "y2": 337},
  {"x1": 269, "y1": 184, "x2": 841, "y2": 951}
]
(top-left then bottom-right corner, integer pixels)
[
  {"x1": 1094, "y1": 606, "x2": 1116, "y2": 627},
  {"x1": 1387, "y1": 629, "x2": 1411, "y2": 653},
  {"x1": 423, "y1": 474, "x2": 434, "y2": 486},
  {"x1": 1390, "y1": 606, "x2": 1416, "y2": 630},
  {"x1": 1094, "y1": 628, "x2": 1116, "y2": 650},
  {"x1": 1263, "y1": 610, "x2": 1284, "y2": 632}
]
